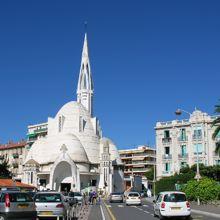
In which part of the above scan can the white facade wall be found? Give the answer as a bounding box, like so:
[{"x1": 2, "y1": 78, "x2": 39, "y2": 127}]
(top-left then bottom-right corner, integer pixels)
[{"x1": 155, "y1": 110, "x2": 220, "y2": 179}]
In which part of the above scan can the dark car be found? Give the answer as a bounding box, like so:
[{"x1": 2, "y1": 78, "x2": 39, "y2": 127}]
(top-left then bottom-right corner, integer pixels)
[{"x1": 0, "y1": 190, "x2": 37, "y2": 220}]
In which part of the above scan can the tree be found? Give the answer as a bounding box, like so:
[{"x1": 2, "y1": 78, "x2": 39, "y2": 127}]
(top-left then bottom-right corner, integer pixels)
[
  {"x1": 145, "y1": 167, "x2": 154, "y2": 181},
  {"x1": 212, "y1": 101, "x2": 220, "y2": 155},
  {"x1": 0, "y1": 155, "x2": 12, "y2": 178}
]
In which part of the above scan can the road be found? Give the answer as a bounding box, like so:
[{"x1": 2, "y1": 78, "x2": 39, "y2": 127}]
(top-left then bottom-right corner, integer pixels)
[{"x1": 90, "y1": 199, "x2": 220, "y2": 220}]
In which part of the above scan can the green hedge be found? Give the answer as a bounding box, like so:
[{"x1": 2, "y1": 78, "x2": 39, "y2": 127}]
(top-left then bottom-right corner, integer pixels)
[{"x1": 182, "y1": 178, "x2": 220, "y2": 202}]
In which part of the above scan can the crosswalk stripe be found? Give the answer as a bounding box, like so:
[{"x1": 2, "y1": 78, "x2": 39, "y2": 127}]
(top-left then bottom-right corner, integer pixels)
[
  {"x1": 143, "y1": 205, "x2": 149, "y2": 207},
  {"x1": 118, "y1": 205, "x2": 124, "y2": 207},
  {"x1": 144, "y1": 211, "x2": 149, "y2": 214}
]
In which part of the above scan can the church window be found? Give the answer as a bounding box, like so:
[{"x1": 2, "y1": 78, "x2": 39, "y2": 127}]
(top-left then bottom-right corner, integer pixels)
[
  {"x1": 30, "y1": 172, "x2": 33, "y2": 184},
  {"x1": 79, "y1": 116, "x2": 86, "y2": 132},
  {"x1": 58, "y1": 115, "x2": 65, "y2": 132},
  {"x1": 59, "y1": 116, "x2": 62, "y2": 132}
]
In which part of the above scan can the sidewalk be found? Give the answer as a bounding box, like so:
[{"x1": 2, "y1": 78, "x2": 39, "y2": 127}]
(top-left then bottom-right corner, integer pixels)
[
  {"x1": 145, "y1": 197, "x2": 220, "y2": 218},
  {"x1": 190, "y1": 202, "x2": 220, "y2": 218}
]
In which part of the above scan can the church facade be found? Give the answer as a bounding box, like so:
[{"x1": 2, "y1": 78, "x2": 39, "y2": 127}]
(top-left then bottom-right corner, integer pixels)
[{"x1": 22, "y1": 33, "x2": 124, "y2": 194}]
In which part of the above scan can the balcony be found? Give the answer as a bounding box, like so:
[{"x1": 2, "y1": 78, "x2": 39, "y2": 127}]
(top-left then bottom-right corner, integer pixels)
[
  {"x1": 162, "y1": 171, "x2": 173, "y2": 175},
  {"x1": 192, "y1": 134, "x2": 202, "y2": 141},
  {"x1": 12, "y1": 163, "x2": 19, "y2": 168},
  {"x1": 162, "y1": 154, "x2": 172, "y2": 160},
  {"x1": 178, "y1": 153, "x2": 188, "y2": 159},
  {"x1": 178, "y1": 136, "x2": 188, "y2": 142},
  {"x1": 162, "y1": 137, "x2": 172, "y2": 144},
  {"x1": 12, "y1": 153, "x2": 19, "y2": 159}
]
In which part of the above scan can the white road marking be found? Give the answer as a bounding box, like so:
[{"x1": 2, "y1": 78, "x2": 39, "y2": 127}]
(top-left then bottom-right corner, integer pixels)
[
  {"x1": 144, "y1": 211, "x2": 149, "y2": 214},
  {"x1": 151, "y1": 214, "x2": 154, "y2": 216},
  {"x1": 143, "y1": 205, "x2": 149, "y2": 207},
  {"x1": 100, "y1": 204, "x2": 106, "y2": 220},
  {"x1": 118, "y1": 205, "x2": 124, "y2": 207}
]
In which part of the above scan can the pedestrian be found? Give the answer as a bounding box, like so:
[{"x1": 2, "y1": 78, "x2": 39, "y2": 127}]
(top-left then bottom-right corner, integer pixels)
[
  {"x1": 147, "y1": 189, "x2": 152, "y2": 198},
  {"x1": 92, "y1": 191, "x2": 97, "y2": 205},
  {"x1": 89, "y1": 190, "x2": 93, "y2": 204}
]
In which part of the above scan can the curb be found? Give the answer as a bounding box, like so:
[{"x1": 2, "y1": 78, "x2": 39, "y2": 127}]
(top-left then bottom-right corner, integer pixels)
[{"x1": 191, "y1": 209, "x2": 220, "y2": 218}]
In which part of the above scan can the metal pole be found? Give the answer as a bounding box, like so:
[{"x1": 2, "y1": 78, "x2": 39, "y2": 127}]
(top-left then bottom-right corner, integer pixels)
[
  {"x1": 195, "y1": 124, "x2": 200, "y2": 206},
  {"x1": 153, "y1": 163, "x2": 156, "y2": 200}
]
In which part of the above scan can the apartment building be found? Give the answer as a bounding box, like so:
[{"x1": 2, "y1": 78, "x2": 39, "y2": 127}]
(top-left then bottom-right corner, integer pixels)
[
  {"x1": 26, "y1": 122, "x2": 48, "y2": 150},
  {"x1": 155, "y1": 109, "x2": 220, "y2": 179},
  {"x1": 119, "y1": 145, "x2": 156, "y2": 190},
  {"x1": 0, "y1": 141, "x2": 27, "y2": 180}
]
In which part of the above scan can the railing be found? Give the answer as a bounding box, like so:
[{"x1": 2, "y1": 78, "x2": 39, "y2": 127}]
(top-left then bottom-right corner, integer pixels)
[
  {"x1": 178, "y1": 153, "x2": 188, "y2": 159},
  {"x1": 162, "y1": 171, "x2": 173, "y2": 175},
  {"x1": 124, "y1": 160, "x2": 155, "y2": 165},
  {"x1": 162, "y1": 137, "x2": 172, "y2": 144},
  {"x1": 162, "y1": 154, "x2": 172, "y2": 159},
  {"x1": 192, "y1": 134, "x2": 202, "y2": 140},
  {"x1": 178, "y1": 136, "x2": 188, "y2": 142},
  {"x1": 13, "y1": 153, "x2": 19, "y2": 159}
]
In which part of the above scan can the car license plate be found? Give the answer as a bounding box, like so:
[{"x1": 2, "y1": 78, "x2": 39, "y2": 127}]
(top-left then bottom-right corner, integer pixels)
[
  {"x1": 40, "y1": 211, "x2": 53, "y2": 215},
  {"x1": 171, "y1": 207, "x2": 181, "y2": 210},
  {"x1": 18, "y1": 204, "x2": 28, "y2": 208}
]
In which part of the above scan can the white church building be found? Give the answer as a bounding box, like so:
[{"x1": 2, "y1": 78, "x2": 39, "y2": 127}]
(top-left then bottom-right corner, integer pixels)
[{"x1": 22, "y1": 33, "x2": 124, "y2": 194}]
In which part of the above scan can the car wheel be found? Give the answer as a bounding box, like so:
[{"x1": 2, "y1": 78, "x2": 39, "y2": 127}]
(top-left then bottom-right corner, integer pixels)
[
  {"x1": 185, "y1": 215, "x2": 191, "y2": 220},
  {"x1": 0, "y1": 215, "x2": 6, "y2": 220}
]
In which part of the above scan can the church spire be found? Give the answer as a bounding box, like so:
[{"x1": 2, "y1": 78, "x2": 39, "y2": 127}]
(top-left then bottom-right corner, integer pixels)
[{"x1": 77, "y1": 32, "x2": 94, "y2": 116}]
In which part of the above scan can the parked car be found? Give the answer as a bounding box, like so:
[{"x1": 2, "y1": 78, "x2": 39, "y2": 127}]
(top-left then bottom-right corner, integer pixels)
[
  {"x1": 67, "y1": 192, "x2": 83, "y2": 204},
  {"x1": 153, "y1": 191, "x2": 191, "y2": 219},
  {"x1": 0, "y1": 190, "x2": 37, "y2": 220},
  {"x1": 109, "y1": 192, "x2": 123, "y2": 203},
  {"x1": 34, "y1": 192, "x2": 68, "y2": 219},
  {"x1": 125, "y1": 192, "x2": 141, "y2": 206}
]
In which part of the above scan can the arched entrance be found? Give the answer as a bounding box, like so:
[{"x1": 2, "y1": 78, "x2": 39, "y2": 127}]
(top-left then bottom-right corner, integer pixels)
[
  {"x1": 52, "y1": 161, "x2": 74, "y2": 192},
  {"x1": 49, "y1": 145, "x2": 80, "y2": 192}
]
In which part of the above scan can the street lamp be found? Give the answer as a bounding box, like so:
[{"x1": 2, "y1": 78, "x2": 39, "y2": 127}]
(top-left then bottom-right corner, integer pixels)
[
  {"x1": 153, "y1": 162, "x2": 156, "y2": 200},
  {"x1": 175, "y1": 108, "x2": 201, "y2": 205}
]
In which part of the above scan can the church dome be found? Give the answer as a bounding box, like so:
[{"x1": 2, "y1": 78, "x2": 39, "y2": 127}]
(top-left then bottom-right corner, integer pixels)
[
  {"x1": 46, "y1": 101, "x2": 101, "y2": 164},
  {"x1": 25, "y1": 133, "x2": 89, "y2": 165}
]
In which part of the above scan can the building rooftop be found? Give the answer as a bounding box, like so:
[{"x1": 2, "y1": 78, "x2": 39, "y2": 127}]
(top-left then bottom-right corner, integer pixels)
[
  {"x1": 119, "y1": 145, "x2": 156, "y2": 153},
  {"x1": 0, "y1": 179, "x2": 35, "y2": 189},
  {"x1": 0, "y1": 141, "x2": 26, "y2": 150}
]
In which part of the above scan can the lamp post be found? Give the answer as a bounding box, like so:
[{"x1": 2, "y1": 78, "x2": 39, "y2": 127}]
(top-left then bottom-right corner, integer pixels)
[
  {"x1": 175, "y1": 108, "x2": 201, "y2": 205},
  {"x1": 153, "y1": 162, "x2": 156, "y2": 200}
]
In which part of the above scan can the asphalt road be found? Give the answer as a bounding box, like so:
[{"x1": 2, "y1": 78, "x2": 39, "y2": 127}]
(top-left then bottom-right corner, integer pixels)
[{"x1": 101, "y1": 200, "x2": 220, "y2": 220}]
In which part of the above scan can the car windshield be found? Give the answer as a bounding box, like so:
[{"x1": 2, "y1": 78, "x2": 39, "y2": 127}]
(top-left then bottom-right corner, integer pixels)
[
  {"x1": 69, "y1": 192, "x2": 82, "y2": 197},
  {"x1": 164, "y1": 193, "x2": 186, "y2": 202},
  {"x1": 128, "y1": 193, "x2": 139, "y2": 197},
  {"x1": 1, "y1": 193, "x2": 33, "y2": 203},
  {"x1": 112, "y1": 193, "x2": 122, "y2": 195},
  {"x1": 34, "y1": 193, "x2": 62, "y2": 202}
]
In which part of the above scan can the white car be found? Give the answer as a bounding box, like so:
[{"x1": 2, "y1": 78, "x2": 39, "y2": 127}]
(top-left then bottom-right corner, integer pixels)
[
  {"x1": 125, "y1": 192, "x2": 142, "y2": 206},
  {"x1": 153, "y1": 191, "x2": 191, "y2": 220}
]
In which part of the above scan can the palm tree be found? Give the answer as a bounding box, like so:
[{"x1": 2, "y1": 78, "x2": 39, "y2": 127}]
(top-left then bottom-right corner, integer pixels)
[{"x1": 212, "y1": 102, "x2": 220, "y2": 155}]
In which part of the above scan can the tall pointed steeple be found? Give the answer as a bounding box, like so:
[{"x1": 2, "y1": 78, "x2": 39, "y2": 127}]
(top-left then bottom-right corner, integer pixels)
[{"x1": 77, "y1": 33, "x2": 94, "y2": 116}]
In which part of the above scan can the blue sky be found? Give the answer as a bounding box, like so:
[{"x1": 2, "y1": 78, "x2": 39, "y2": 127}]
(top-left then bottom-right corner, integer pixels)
[{"x1": 0, "y1": 0, "x2": 219, "y2": 149}]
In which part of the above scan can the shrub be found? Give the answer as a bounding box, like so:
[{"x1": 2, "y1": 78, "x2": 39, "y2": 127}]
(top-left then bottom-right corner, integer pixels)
[{"x1": 182, "y1": 178, "x2": 220, "y2": 203}]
